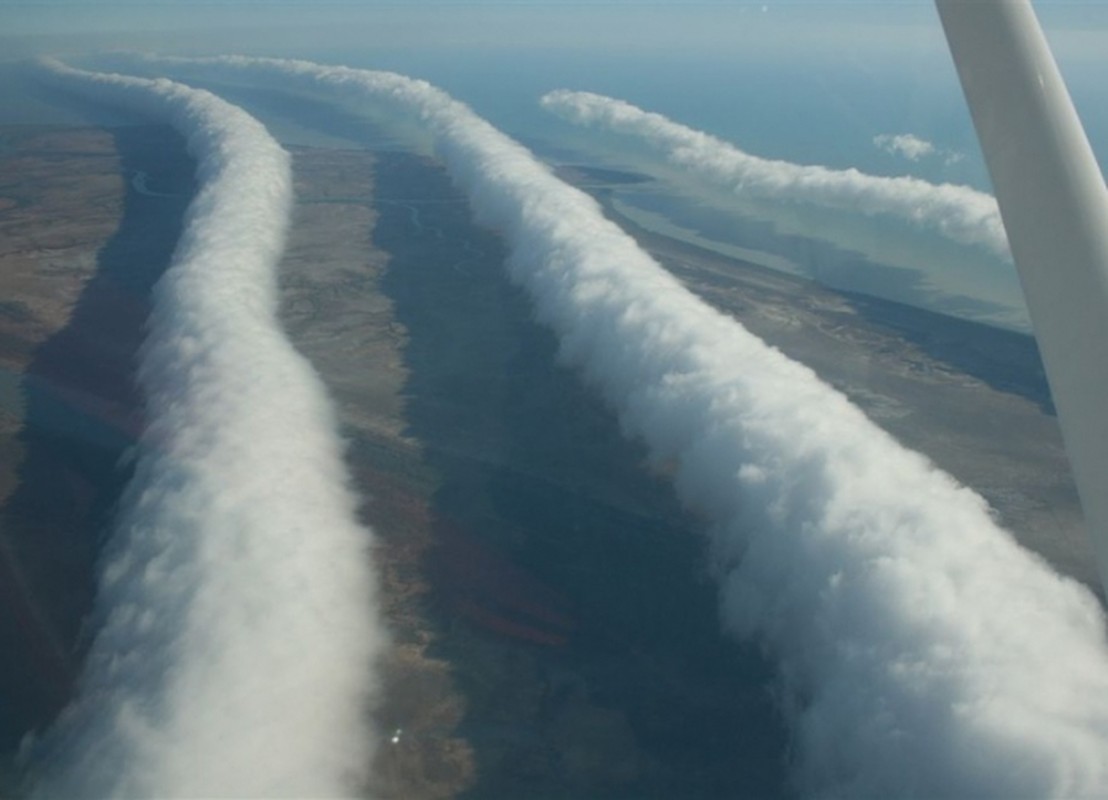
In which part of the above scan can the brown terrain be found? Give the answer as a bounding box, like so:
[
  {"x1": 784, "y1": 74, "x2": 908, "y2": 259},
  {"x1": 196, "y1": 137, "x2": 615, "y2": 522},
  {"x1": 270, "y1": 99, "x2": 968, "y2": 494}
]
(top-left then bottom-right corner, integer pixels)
[
  {"x1": 278, "y1": 147, "x2": 786, "y2": 799},
  {"x1": 0, "y1": 125, "x2": 193, "y2": 766}
]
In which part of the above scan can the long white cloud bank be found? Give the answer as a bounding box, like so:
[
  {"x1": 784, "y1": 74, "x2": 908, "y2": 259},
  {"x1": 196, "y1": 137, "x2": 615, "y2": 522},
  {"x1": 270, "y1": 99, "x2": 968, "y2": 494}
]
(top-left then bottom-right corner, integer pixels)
[
  {"x1": 27, "y1": 59, "x2": 383, "y2": 798},
  {"x1": 541, "y1": 89, "x2": 1010, "y2": 259},
  {"x1": 135, "y1": 55, "x2": 1108, "y2": 798}
]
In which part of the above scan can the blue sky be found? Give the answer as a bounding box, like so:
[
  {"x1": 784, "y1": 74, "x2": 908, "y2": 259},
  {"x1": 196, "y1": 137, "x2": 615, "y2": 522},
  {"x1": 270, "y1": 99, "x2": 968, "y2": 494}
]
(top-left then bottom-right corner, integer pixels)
[{"x1": 2, "y1": 1, "x2": 1103, "y2": 64}]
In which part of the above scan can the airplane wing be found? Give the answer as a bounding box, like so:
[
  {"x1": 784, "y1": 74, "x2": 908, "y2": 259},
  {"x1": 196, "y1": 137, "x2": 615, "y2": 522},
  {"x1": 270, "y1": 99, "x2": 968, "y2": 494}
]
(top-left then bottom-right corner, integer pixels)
[{"x1": 937, "y1": 0, "x2": 1108, "y2": 593}]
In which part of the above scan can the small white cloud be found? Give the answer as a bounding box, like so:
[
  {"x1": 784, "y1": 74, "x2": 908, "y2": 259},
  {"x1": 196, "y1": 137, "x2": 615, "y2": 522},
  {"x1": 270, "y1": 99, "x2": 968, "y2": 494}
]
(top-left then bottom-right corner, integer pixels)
[
  {"x1": 874, "y1": 133, "x2": 967, "y2": 169},
  {"x1": 874, "y1": 132, "x2": 936, "y2": 161}
]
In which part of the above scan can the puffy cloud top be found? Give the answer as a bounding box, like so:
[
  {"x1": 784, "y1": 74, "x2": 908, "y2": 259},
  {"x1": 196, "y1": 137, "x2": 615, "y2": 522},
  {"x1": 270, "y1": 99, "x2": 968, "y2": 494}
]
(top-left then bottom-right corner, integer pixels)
[{"x1": 27, "y1": 59, "x2": 384, "y2": 798}]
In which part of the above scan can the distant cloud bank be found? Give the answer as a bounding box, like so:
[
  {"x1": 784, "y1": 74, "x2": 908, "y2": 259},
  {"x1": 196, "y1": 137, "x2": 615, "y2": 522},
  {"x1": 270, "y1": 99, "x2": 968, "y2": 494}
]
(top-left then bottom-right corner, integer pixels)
[
  {"x1": 27, "y1": 59, "x2": 384, "y2": 798},
  {"x1": 66, "y1": 53, "x2": 1108, "y2": 798},
  {"x1": 541, "y1": 89, "x2": 1005, "y2": 256}
]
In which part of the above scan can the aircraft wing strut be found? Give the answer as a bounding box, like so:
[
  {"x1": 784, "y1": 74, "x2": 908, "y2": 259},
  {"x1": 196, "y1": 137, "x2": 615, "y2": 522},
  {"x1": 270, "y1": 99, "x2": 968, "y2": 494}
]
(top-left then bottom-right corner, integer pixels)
[{"x1": 937, "y1": 0, "x2": 1108, "y2": 594}]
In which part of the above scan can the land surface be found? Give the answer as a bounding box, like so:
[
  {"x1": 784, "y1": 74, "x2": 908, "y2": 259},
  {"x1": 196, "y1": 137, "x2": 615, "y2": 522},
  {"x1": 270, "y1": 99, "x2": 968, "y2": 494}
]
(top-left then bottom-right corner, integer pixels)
[
  {"x1": 0, "y1": 124, "x2": 193, "y2": 765},
  {"x1": 0, "y1": 125, "x2": 1093, "y2": 799},
  {"x1": 280, "y1": 147, "x2": 786, "y2": 799}
]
